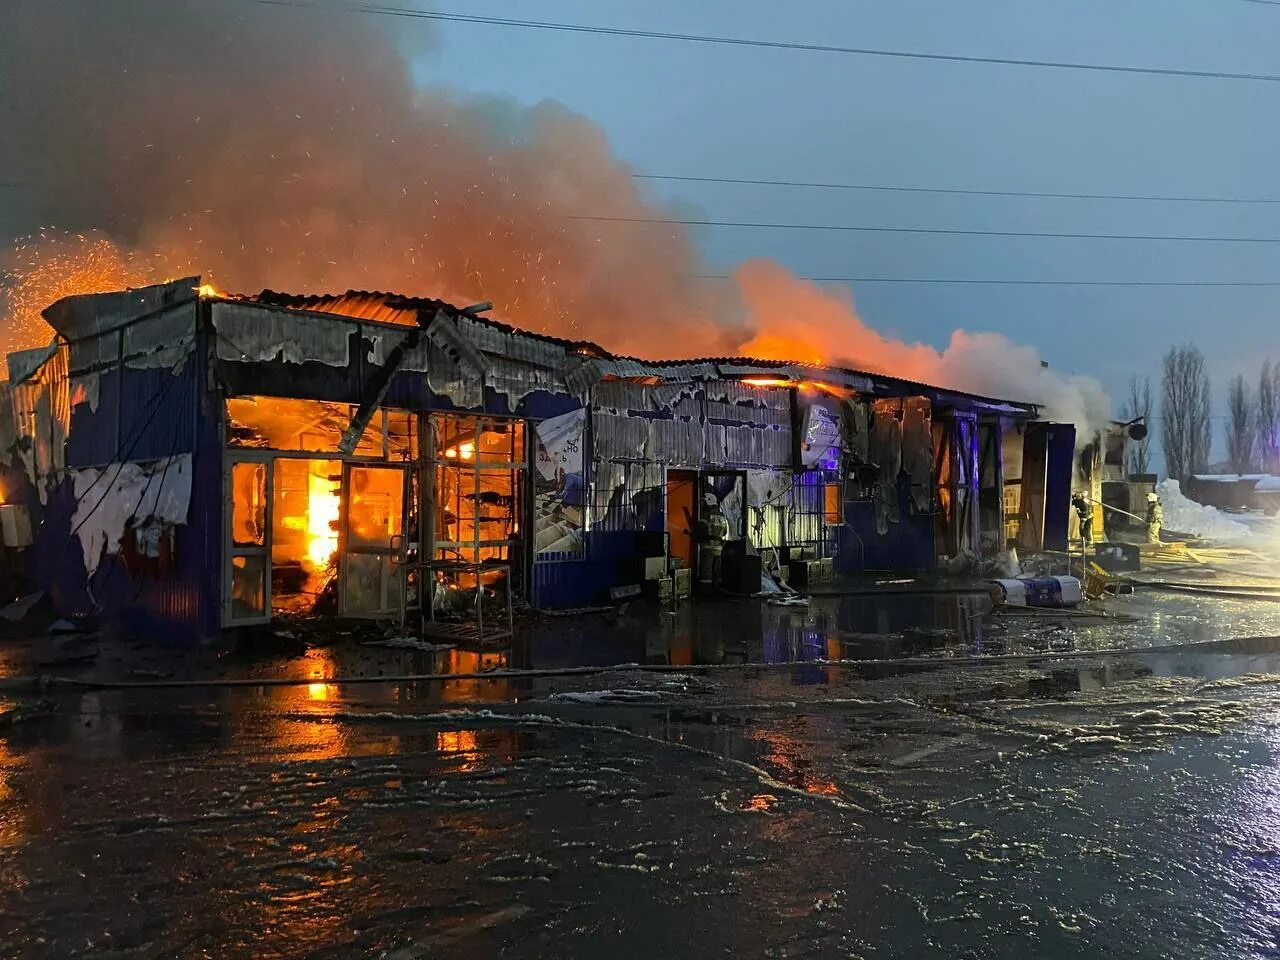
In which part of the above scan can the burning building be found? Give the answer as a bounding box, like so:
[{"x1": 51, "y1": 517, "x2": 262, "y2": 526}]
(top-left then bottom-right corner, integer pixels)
[{"x1": 0, "y1": 279, "x2": 1074, "y2": 641}]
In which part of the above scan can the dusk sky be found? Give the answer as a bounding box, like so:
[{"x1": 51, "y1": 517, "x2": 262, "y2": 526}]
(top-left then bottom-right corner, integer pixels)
[
  {"x1": 4, "y1": 0, "x2": 1279, "y2": 456},
  {"x1": 408, "y1": 0, "x2": 1280, "y2": 447}
]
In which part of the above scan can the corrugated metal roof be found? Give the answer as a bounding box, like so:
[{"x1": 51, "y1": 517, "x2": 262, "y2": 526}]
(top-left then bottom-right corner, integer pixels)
[
  {"x1": 236, "y1": 288, "x2": 1037, "y2": 413},
  {"x1": 248, "y1": 289, "x2": 606, "y2": 354},
  {"x1": 252, "y1": 289, "x2": 418, "y2": 326}
]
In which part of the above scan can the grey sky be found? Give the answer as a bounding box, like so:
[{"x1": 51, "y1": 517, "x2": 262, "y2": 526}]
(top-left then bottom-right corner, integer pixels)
[{"x1": 409, "y1": 0, "x2": 1280, "y2": 448}]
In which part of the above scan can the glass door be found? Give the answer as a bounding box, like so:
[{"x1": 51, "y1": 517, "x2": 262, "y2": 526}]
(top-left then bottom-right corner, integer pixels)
[
  {"x1": 339, "y1": 463, "x2": 408, "y2": 617},
  {"x1": 225, "y1": 457, "x2": 271, "y2": 624}
]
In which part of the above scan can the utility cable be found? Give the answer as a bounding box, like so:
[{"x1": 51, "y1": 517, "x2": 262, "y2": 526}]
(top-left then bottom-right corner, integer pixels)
[
  {"x1": 261, "y1": 1, "x2": 1280, "y2": 86},
  {"x1": 634, "y1": 173, "x2": 1280, "y2": 206},
  {"x1": 696, "y1": 275, "x2": 1280, "y2": 287},
  {"x1": 574, "y1": 213, "x2": 1280, "y2": 244}
]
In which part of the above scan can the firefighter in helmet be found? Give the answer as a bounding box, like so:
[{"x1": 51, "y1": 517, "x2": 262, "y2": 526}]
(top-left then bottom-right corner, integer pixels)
[
  {"x1": 695, "y1": 492, "x2": 730, "y2": 586},
  {"x1": 1146, "y1": 492, "x2": 1163, "y2": 544},
  {"x1": 1071, "y1": 493, "x2": 1094, "y2": 551}
]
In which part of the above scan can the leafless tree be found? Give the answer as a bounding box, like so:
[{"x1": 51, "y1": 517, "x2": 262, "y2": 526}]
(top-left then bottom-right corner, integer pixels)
[
  {"x1": 1227, "y1": 375, "x2": 1256, "y2": 474},
  {"x1": 1162, "y1": 345, "x2": 1211, "y2": 484},
  {"x1": 1257, "y1": 359, "x2": 1280, "y2": 474},
  {"x1": 1120, "y1": 374, "x2": 1152, "y2": 475}
]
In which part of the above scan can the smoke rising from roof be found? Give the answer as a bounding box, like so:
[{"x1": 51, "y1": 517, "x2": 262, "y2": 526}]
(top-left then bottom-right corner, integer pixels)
[{"x1": 0, "y1": 0, "x2": 1108, "y2": 431}]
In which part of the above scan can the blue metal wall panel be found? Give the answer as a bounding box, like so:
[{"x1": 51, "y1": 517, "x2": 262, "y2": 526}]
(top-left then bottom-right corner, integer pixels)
[
  {"x1": 531, "y1": 530, "x2": 635, "y2": 608},
  {"x1": 839, "y1": 475, "x2": 935, "y2": 572},
  {"x1": 1043, "y1": 423, "x2": 1077, "y2": 553},
  {"x1": 118, "y1": 361, "x2": 198, "y2": 462},
  {"x1": 66, "y1": 373, "x2": 120, "y2": 467},
  {"x1": 26, "y1": 344, "x2": 221, "y2": 642},
  {"x1": 66, "y1": 359, "x2": 199, "y2": 467}
]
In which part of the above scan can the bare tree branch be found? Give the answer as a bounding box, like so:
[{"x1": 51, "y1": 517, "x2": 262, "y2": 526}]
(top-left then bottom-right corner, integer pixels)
[
  {"x1": 1121, "y1": 374, "x2": 1152, "y2": 475},
  {"x1": 1227, "y1": 374, "x2": 1256, "y2": 474},
  {"x1": 1162, "y1": 345, "x2": 1211, "y2": 484},
  {"x1": 1258, "y1": 359, "x2": 1280, "y2": 474}
]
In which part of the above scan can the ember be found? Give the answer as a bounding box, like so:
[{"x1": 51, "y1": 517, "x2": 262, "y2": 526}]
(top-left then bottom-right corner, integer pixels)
[{"x1": 1, "y1": 232, "x2": 153, "y2": 355}]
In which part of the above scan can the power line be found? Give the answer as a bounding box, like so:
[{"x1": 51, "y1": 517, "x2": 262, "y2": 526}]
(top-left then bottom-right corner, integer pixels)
[
  {"x1": 634, "y1": 173, "x2": 1280, "y2": 206},
  {"x1": 697, "y1": 275, "x2": 1280, "y2": 287},
  {"x1": 265, "y1": 0, "x2": 1280, "y2": 86},
  {"x1": 573, "y1": 214, "x2": 1280, "y2": 244}
]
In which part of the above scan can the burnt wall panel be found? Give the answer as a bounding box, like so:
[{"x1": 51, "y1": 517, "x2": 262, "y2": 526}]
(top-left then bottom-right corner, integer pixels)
[
  {"x1": 26, "y1": 344, "x2": 222, "y2": 641},
  {"x1": 66, "y1": 371, "x2": 120, "y2": 466},
  {"x1": 118, "y1": 359, "x2": 199, "y2": 463},
  {"x1": 216, "y1": 331, "x2": 365, "y2": 405}
]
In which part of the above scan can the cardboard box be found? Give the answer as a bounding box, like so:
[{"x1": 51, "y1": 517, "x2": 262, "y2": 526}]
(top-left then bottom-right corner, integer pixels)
[
  {"x1": 620, "y1": 556, "x2": 667, "y2": 582},
  {"x1": 788, "y1": 559, "x2": 825, "y2": 587},
  {"x1": 673, "y1": 567, "x2": 692, "y2": 599}
]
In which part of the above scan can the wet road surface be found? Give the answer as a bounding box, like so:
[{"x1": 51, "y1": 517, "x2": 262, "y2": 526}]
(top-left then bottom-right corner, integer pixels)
[{"x1": 6, "y1": 592, "x2": 1280, "y2": 957}]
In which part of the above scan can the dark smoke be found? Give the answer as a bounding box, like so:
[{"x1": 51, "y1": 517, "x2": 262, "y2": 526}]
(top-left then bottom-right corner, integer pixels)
[
  {"x1": 0, "y1": 0, "x2": 1109, "y2": 430},
  {"x1": 0, "y1": 0, "x2": 741, "y2": 355}
]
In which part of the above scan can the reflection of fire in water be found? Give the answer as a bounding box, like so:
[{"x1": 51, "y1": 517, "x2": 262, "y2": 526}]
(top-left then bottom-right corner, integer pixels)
[
  {"x1": 304, "y1": 648, "x2": 338, "y2": 704},
  {"x1": 436, "y1": 730, "x2": 478, "y2": 754},
  {"x1": 306, "y1": 466, "x2": 340, "y2": 571},
  {"x1": 439, "y1": 649, "x2": 510, "y2": 704},
  {"x1": 748, "y1": 724, "x2": 843, "y2": 799}
]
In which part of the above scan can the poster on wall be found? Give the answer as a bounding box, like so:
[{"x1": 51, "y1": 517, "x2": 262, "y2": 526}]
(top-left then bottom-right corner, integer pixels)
[
  {"x1": 533, "y1": 408, "x2": 586, "y2": 557},
  {"x1": 798, "y1": 401, "x2": 841, "y2": 468}
]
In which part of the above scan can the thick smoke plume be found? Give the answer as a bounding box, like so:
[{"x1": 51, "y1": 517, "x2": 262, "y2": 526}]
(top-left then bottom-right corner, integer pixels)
[
  {"x1": 0, "y1": 0, "x2": 1108, "y2": 433},
  {"x1": 736, "y1": 261, "x2": 1111, "y2": 432}
]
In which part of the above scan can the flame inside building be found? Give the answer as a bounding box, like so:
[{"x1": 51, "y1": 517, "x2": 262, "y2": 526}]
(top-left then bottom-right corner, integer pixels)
[
  {"x1": 0, "y1": 275, "x2": 1089, "y2": 645},
  {"x1": 0, "y1": 0, "x2": 1111, "y2": 641}
]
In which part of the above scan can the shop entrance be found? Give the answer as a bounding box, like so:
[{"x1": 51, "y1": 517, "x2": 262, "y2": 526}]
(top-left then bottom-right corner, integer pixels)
[
  {"x1": 666, "y1": 470, "x2": 698, "y2": 571},
  {"x1": 222, "y1": 395, "x2": 418, "y2": 626},
  {"x1": 339, "y1": 463, "x2": 409, "y2": 617}
]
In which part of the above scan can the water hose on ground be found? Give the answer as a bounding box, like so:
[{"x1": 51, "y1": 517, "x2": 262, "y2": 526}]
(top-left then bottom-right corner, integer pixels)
[{"x1": 35, "y1": 635, "x2": 1280, "y2": 691}]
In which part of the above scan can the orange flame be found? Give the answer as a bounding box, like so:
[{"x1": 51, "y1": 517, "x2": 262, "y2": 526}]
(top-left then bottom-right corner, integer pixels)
[{"x1": 305, "y1": 465, "x2": 339, "y2": 572}]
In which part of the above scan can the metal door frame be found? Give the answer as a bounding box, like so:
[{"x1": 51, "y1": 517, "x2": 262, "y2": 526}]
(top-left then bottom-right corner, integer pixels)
[
  {"x1": 338, "y1": 461, "x2": 410, "y2": 618},
  {"x1": 223, "y1": 451, "x2": 274, "y2": 626}
]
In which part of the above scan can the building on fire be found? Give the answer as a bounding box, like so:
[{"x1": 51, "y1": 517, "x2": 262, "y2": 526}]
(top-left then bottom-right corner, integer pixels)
[{"x1": 0, "y1": 279, "x2": 1077, "y2": 641}]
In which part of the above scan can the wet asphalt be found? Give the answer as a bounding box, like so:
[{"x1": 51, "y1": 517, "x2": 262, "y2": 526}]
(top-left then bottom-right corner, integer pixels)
[{"x1": 5, "y1": 586, "x2": 1280, "y2": 958}]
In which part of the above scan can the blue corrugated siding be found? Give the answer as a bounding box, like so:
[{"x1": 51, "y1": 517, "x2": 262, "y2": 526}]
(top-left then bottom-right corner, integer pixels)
[
  {"x1": 119, "y1": 362, "x2": 198, "y2": 463},
  {"x1": 531, "y1": 531, "x2": 635, "y2": 608},
  {"x1": 1043, "y1": 423, "x2": 1076, "y2": 552},
  {"x1": 66, "y1": 374, "x2": 120, "y2": 466},
  {"x1": 26, "y1": 345, "x2": 221, "y2": 642},
  {"x1": 66, "y1": 359, "x2": 198, "y2": 467},
  {"x1": 839, "y1": 475, "x2": 935, "y2": 572}
]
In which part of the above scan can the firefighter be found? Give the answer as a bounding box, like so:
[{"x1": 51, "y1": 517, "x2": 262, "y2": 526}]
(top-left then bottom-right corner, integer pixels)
[
  {"x1": 1146, "y1": 492, "x2": 1163, "y2": 544},
  {"x1": 1071, "y1": 493, "x2": 1094, "y2": 551},
  {"x1": 695, "y1": 493, "x2": 730, "y2": 586}
]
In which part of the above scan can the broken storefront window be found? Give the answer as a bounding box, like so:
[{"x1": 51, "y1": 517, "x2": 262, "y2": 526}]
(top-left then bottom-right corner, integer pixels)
[
  {"x1": 431, "y1": 413, "x2": 524, "y2": 599},
  {"x1": 225, "y1": 397, "x2": 417, "y2": 618},
  {"x1": 226, "y1": 396, "x2": 416, "y2": 460}
]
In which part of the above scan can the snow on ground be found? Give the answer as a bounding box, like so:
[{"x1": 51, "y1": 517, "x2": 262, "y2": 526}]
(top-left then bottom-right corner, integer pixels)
[{"x1": 1156, "y1": 479, "x2": 1253, "y2": 542}]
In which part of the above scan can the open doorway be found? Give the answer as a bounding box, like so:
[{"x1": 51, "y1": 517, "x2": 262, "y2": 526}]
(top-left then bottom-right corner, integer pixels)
[
  {"x1": 222, "y1": 395, "x2": 419, "y2": 626},
  {"x1": 666, "y1": 469, "x2": 698, "y2": 571},
  {"x1": 271, "y1": 458, "x2": 341, "y2": 614}
]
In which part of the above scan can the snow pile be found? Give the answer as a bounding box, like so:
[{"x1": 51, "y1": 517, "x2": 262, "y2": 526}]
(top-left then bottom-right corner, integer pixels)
[{"x1": 1156, "y1": 479, "x2": 1253, "y2": 542}]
